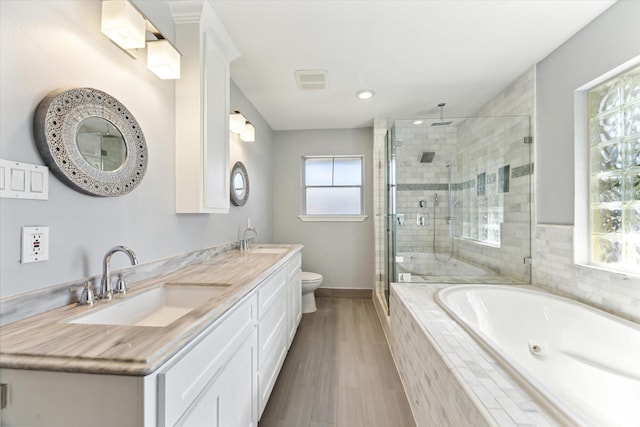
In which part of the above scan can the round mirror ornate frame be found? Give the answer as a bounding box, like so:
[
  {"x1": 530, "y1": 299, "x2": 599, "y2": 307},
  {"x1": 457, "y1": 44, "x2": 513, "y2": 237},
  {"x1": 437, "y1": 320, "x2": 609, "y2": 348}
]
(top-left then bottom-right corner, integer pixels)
[
  {"x1": 230, "y1": 161, "x2": 249, "y2": 206},
  {"x1": 34, "y1": 87, "x2": 148, "y2": 197}
]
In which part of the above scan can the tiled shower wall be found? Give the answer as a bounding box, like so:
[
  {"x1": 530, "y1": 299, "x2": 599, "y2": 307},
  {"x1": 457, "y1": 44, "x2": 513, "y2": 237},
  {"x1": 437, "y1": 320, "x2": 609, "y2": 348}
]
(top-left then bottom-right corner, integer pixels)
[
  {"x1": 392, "y1": 125, "x2": 458, "y2": 256},
  {"x1": 453, "y1": 69, "x2": 535, "y2": 282},
  {"x1": 390, "y1": 68, "x2": 534, "y2": 283}
]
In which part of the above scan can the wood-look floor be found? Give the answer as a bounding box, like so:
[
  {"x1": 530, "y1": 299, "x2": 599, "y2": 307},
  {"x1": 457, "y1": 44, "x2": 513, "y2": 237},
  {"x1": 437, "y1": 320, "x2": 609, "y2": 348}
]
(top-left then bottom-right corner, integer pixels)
[{"x1": 259, "y1": 297, "x2": 417, "y2": 427}]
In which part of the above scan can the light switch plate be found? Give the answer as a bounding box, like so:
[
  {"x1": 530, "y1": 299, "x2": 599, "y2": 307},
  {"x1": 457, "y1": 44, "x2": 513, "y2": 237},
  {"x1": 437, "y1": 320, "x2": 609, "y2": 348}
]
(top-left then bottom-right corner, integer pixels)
[
  {"x1": 0, "y1": 159, "x2": 49, "y2": 200},
  {"x1": 21, "y1": 226, "x2": 49, "y2": 263}
]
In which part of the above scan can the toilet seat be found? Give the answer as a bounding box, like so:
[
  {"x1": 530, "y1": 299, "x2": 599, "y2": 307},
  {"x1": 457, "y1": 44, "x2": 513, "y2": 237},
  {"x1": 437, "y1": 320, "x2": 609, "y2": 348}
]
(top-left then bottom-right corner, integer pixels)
[{"x1": 301, "y1": 272, "x2": 322, "y2": 284}]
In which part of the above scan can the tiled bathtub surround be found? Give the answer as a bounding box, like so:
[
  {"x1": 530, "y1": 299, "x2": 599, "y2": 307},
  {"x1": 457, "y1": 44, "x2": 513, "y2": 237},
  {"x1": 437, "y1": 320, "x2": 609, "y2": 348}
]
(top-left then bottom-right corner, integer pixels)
[
  {"x1": 0, "y1": 240, "x2": 239, "y2": 326},
  {"x1": 533, "y1": 224, "x2": 640, "y2": 323},
  {"x1": 390, "y1": 283, "x2": 557, "y2": 427}
]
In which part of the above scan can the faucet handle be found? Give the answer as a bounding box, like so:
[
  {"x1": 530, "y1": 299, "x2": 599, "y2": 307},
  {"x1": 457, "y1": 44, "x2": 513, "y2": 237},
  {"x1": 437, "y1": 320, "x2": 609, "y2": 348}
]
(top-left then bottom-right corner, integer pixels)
[
  {"x1": 71, "y1": 282, "x2": 96, "y2": 306},
  {"x1": 115, "y1": 273, "x2": 128, "y2": 295}
]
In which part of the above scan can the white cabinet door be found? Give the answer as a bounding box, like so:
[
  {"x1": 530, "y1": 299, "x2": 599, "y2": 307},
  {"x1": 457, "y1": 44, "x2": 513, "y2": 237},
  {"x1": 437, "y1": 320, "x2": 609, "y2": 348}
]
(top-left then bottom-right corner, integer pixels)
[
  {"x1": 177, "y1": 329, "x2": 257, "y2": 427},
  {"x1": 159, "y1": 293, "x2": 256, "y2": 427},
  {"x1": 172, "y1": 1, "x2": 239, "y2": 214},
  {"x1": 286, "y1": 253, "x2": 302, "y2": 347},
  {"x1": 202, "y1": 31, "x2": 230, "y2": 212}
]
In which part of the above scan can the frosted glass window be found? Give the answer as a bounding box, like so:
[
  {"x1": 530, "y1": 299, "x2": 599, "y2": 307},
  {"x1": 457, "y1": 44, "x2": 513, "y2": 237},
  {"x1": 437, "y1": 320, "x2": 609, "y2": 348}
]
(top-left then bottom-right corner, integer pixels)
[
  {"x1": 306, "y1": 188, "x2": 362, "y2": 215},
  {"x1": 589, "y1": 65, "x2": 640, "y2": 274},
  {"x1": 305, "y1": 158, "x2": 333, "y2": 186},
  {"x1": 303, "y1": 156, "x2": 364, "y2": 216}
]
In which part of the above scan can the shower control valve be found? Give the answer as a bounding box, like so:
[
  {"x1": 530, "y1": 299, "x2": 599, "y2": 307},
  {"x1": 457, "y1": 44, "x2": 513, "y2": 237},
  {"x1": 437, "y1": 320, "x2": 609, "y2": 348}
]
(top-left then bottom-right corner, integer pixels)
[{"x1": 417, "y1": 213, "x2": 428, "y2": 226}]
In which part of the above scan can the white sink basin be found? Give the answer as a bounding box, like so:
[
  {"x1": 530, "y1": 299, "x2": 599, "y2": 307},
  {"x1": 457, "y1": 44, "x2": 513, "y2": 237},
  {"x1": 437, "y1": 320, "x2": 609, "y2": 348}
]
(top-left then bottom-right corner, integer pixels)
[
  {"x1": 67, "y1": 284, "x2": 231, "y2": 327},
  {"x1": 249, "y1": 247, "x2": 288, "y2": 254}
]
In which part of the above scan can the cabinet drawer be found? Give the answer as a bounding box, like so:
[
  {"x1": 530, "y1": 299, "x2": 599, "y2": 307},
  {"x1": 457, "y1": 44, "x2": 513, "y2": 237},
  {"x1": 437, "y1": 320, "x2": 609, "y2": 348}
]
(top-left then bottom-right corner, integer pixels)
[
  {"x1": 258, "y1": 288, "x2": 287, "y2": 368},
  {"x1": 285, "y1": 253, "x2": 301, "y2": 280},
  {"x1": 158, "y1": 294, "x2": 256, "y2": 427},
  {"x1": 257, "y1": 270, "x2": 285, "y2": 319},
  {"x1": 258, "y1": 325, "x2": 287, "y2": 417}
]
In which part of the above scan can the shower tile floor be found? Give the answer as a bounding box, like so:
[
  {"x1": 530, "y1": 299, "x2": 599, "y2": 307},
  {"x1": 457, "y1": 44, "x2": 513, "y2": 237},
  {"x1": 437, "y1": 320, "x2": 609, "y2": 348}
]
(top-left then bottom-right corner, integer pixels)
[{"x1": 258, "y1": 297, "x2": 416, "y2": 427}]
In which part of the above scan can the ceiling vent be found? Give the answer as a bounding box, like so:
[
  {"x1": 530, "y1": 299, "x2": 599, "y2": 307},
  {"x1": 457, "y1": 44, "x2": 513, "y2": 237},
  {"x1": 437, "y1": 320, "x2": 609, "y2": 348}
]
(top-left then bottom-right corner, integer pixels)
[{"x1": 295, "y1": 69, "x2": 328, "y2": 91}]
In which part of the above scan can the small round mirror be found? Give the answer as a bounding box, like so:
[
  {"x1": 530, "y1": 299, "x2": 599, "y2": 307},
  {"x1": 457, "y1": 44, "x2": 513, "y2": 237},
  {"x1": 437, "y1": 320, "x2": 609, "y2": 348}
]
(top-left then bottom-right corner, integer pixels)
[
  {"x1": 230, "y1": 161, "x2": 249, "y2": 206},
  {"x1": 233, "y1": 170, "x2": 245, "y2": 198},
  {"x1": 76, "y1": 117, "x2": 127, "y2": 172}
]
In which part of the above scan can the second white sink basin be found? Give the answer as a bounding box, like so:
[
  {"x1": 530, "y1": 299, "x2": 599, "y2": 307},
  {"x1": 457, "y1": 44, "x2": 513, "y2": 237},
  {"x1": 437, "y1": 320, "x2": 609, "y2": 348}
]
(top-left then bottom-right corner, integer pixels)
[{"x1": 67, "y1": 284, "x2": 230, "y2": 328}]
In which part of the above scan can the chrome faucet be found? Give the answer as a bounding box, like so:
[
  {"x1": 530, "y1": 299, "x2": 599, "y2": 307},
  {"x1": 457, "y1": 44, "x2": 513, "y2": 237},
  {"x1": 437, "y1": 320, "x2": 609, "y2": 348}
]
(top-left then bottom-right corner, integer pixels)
[
  {"x1": 241, "y1": 227, "x2": 258, "y2": 251},
  {"x1": 100, "y1": 246, "x2": 138, "y2": 300}
]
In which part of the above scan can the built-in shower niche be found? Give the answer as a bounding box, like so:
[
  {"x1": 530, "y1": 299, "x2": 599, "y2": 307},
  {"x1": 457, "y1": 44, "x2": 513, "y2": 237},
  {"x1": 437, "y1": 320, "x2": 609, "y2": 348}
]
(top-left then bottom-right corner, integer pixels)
[{"x1": 388, "y1": 115, "x2": 532, "y2": 284}]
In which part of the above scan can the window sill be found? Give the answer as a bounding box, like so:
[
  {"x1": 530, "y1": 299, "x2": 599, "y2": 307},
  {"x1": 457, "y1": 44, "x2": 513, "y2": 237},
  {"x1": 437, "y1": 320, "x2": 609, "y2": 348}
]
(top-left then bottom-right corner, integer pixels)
[{"x1": 298, "y1": 215, "x2": 369, "y2": 222}]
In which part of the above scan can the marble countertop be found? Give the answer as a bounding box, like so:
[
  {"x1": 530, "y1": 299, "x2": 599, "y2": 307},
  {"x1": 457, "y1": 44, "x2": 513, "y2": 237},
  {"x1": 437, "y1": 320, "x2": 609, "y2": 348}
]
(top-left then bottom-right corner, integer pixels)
[{"x1": 0, "y1": 244, "x2": 302, "y2": 376}]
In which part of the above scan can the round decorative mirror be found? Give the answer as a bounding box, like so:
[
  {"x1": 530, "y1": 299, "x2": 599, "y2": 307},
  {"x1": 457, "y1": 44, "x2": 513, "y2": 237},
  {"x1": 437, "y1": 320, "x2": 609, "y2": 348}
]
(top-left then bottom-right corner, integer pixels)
[
  {"x1": 230, "y1": 161, "x2": 249, "y2": 206},
  {"x1": 34, "y1": 87, "x2": 148, "y2": 197},
  {"x1": 76, "y1": 117, "x2": 126, "y2": 172}
]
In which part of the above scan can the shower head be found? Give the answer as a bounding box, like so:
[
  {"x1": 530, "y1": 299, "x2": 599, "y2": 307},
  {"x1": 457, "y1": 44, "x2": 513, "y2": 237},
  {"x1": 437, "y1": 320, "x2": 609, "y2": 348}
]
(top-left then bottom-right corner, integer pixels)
[
  {"x1": 431, "y1": 102, "x2": 452, "y2": 126},
  {"x1": 420, "y1": 152, "x2": 435, "y2": 163}
]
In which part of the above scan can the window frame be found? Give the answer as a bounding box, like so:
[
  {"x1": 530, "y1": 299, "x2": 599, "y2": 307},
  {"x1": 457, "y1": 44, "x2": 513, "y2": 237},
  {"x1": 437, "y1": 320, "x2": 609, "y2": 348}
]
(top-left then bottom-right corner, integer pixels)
[
  {"x1": 299, "y1": 155, "x2": 368, "y2": 222},
  {"x1": 575, "y1": 58, "x2": 640, "y2": 276}
]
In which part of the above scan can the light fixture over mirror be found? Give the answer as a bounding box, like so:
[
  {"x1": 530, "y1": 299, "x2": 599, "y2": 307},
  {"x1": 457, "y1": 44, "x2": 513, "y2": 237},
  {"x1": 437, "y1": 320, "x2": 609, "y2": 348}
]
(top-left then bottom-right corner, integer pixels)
[
  {"x1": 147, "y1": 39, "x2": 181, "y2": 80},
  {"x1": 101, "y1": 0, "x2": 181, "y2": 80},
  {"x1": 101, "y1": 0, "x2": 145, "y2": 50},
  {"x1": 240, "y1": 123, "x2": 255, "y2": 142},
  {"x1": 229, "y1": 111, "x2": 255, "y2": 142}
]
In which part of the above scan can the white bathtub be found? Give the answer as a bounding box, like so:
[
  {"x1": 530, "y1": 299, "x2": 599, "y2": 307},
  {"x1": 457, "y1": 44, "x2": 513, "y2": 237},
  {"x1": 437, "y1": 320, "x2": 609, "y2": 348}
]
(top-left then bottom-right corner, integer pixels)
[{"x1": 436, "y1": 285, "x2": 640, "y2": 427}]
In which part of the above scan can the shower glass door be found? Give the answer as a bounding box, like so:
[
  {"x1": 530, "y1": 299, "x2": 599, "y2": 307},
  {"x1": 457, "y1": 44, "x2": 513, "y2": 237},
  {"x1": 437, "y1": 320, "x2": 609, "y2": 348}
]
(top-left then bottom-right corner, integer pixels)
[{"x1": 387, "y1": 115, "x2": 533, "y2": 285}]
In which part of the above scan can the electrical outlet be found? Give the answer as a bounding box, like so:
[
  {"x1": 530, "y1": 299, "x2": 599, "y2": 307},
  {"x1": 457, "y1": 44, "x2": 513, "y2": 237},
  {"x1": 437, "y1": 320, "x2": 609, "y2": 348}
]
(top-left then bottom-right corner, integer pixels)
[{"x1": 21, "y1": 226, "x2": 49, "y2": 263}]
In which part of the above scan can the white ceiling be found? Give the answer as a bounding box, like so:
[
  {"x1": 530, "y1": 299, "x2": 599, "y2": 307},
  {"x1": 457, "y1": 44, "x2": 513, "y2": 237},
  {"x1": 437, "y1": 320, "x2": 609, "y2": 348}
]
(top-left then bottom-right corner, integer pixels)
[{"x1": 211, "y1": 0, "x2": 616, "y2": 131}]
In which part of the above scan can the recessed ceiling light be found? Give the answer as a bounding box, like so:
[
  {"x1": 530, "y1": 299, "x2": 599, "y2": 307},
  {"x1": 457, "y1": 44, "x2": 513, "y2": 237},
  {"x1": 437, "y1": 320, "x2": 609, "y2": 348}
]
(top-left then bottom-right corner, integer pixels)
[
  {"x1": 413, "y1": 120, "x2": 424, "y2": 125},
  {"x1": 356, "y1": 89, "x2": 375, "y2": 100}
]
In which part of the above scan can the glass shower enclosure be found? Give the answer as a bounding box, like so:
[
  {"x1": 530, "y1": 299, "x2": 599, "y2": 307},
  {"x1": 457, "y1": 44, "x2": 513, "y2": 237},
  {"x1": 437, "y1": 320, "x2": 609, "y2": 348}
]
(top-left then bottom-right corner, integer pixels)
[{"x1": 380, "y1": 115, "x2": 533, "y2": 311}]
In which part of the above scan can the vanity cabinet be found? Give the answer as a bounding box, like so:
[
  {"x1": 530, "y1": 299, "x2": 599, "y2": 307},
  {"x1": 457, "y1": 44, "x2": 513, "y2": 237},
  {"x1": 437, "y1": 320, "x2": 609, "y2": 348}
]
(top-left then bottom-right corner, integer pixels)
[
  {"x1": 158, "y1": 293, "x2": 257, "y2": 427},
  {"x1": 0, "y1": 249, "x2": 302, "y2": 427},
  {"x1": 255, "y1": 252, "x2": 302, "y2": 417},
  {"x1": 171, "y1": 1, "x2": 240, "y2": 214},
  {"x1": 0, "y1": 291, "x2": 258, "y2": 427},
  {"x1": 256, "y1": 263, "x2": 288, "y2": 417}
]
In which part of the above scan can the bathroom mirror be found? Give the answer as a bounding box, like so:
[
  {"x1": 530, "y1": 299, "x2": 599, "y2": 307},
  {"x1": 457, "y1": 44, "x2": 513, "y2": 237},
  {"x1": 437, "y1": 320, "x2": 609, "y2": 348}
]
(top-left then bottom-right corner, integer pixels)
[
  {"x1": 76, "y1": 117, "x2": 126, "y2": 172},
  {"x1": 230, "y1": 161, "x2": 249, "y2": 206},
  {"x1": 34, "y1": 87, "x2": 148, "y2": 197}
]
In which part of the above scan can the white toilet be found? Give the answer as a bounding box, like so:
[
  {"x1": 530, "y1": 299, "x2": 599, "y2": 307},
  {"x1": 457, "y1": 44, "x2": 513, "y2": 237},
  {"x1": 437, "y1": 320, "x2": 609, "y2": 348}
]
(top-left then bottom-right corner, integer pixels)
[{"x1": 300, "y1": 272, "x2": 323, "y2": 313}]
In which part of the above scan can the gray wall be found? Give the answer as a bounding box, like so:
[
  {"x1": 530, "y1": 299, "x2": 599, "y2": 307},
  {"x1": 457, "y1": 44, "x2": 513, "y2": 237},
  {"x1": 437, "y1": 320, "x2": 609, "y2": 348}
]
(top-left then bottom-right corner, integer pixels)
[
  {"x1": 536, "y1": 0, "x2": 640, "y2": 225},
  {"x1": 531, "y1": 0, "x2": 640, "y2": 322},
  {"x1": 272, "y1": 128, "x2": 375, "y2": 289},
  {"x1": 0, "y1": 1, "x2": 273, "y2": 299}
]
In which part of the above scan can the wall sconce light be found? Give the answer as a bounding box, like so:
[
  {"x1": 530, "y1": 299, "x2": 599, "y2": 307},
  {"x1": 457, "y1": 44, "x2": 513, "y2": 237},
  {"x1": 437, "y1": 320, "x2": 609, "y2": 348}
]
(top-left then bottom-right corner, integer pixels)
[
  {"x1": 240, "y1": 123, "x2": 255, "y2": 142},
  {"x1": 147, "y1": 39, "x2": 180, "y2": 80},
  {"x1": 101, "y1": 0, "x2": 181, "y2": 80},
  {"x1": 230, "y1": 112, "x2": 247, "y2": 134},
  {"x1": 101, "y1": 0, "x2": 146, "y2": 50},
  {"x1": 229, "y1": 111, "x2": 255, "y2": 142}
]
